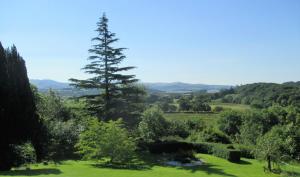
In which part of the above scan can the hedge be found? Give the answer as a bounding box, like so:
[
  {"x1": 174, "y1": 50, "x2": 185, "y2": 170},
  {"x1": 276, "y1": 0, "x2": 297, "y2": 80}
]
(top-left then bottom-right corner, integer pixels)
[{"x1": 142, "y1": 141, "x2": 241, "y2": 162}]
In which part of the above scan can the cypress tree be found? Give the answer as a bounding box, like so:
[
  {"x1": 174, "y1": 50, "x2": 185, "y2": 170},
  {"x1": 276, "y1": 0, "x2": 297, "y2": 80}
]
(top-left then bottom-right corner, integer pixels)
[
  {"x1": 70, "y1": 13, "x2": 144, "y2": 124},
  {"x1": 0, "y1": 43, "x2": 43, "y2": 171}
]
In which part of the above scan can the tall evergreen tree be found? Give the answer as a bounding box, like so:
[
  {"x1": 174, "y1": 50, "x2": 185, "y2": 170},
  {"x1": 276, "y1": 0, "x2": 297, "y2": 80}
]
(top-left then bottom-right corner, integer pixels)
[
  {"x1": 0, "y1": 43, "x2": 44, "y2": 171},
  {"x1": 70, "y1": 14, "x2": 144, "y2": 124}
]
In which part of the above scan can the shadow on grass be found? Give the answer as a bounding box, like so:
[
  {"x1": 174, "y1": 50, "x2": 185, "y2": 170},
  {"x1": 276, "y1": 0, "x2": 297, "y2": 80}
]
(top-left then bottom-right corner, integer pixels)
[
  {"x1": 235, "y1": 160, "x2": 252, "y2": 165},
  {"x1": 170, "y1": 163, "x2": 237, "y2": 177},
  {"x1": 282, "y1": 171, "x2": 300, "y2": 177},
  {"x1": 0, "y1": 169, "x2": 62, "y2": 176},
  {"x1": 91, "y1": 162, "x2": 152, "y2": 171},
  {"x1": 90, "y1": 153, "x2": 237, "y2": 177}
]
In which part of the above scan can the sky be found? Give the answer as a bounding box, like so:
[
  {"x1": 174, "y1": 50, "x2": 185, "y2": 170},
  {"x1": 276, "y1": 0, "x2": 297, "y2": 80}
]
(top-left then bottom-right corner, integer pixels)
[{"x1": 0, "y1": 0, "x2": 299, "y2": 85}]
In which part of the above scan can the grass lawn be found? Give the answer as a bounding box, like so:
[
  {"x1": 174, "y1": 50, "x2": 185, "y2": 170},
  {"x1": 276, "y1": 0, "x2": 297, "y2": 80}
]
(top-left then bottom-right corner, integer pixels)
[
  {"x1": 1, "y1": 154, "x2": 299, "y2": 177},
  {"x1": 164, "y1": 112, "x2": 219, "y2": 126},
  {"x1": 210, "y1": 103, "x2": 251, "y2": 111}
]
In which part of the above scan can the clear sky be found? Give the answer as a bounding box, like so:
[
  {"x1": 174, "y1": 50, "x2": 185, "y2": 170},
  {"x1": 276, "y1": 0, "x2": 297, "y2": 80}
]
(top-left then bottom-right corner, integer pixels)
[{"x1": 0, "y1": 0, "x2": 299, "y2": 85}]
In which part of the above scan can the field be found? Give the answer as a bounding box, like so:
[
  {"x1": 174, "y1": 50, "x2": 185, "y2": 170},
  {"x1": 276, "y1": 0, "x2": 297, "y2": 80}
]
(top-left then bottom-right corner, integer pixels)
[
  {"x1": 164, "y1": 103, "x2": 251, "y2": 126},
  {"x1": 1, "y1": 154, "x2": 299, "y2": 177}
]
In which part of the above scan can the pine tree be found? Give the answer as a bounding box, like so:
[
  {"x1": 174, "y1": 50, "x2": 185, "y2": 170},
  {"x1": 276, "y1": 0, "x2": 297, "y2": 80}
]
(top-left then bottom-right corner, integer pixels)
[{"x1": 70, "y1": 13, "x2": 144, "y2": 123}]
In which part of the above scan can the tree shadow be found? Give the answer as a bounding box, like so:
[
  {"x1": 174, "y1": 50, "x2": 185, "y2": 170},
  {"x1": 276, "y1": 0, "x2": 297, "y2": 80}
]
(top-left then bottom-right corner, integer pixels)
[
  {"x1": 0, "y1": 168, "x2": 62, "y2": 176},
  {"x1": 235, "y1": 160, "x2": 252, "y2": 165},
  {"x1": 282, "y1": 170, "x2": 300, "y2": 177},
  {"x1": 91, "y1": 162, "x2": 152, "y2": 171},
  {"x1": 171, "y1": 163, "x2": 237, "y2": 177}
]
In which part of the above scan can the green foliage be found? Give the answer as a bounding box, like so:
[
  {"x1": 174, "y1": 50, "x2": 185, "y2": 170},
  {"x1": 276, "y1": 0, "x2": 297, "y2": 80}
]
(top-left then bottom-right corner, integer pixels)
[
  {"x1": 12, "y1": 143, "x2": 37, "y2": 167},
  {"x1": 34, "y1": 90, "x2": 83, "y2": 161},
  {"x1": 212, "y1": 145, "x2": 240, "y2": 162},
  {"x1": 212, "y1": 106, "x2": 224, "y2": 112},
  {"x1": 254, "y1": 126, "x2": 288, "y2": 172},
  {"x1": 77, "y1": 118, "x2": 136, "y2": 164},
  {"x1": 138, "y1": 106, "x2": 169, "y2": 142},
  {"x1": 0, "y1": 43, "x2": 43, "y2": 170},
  {"x1": 168, "y1": 120, "x2": 190, "y2": 138},
  {"x1": 178, "y1": 96, "x2": 192, "y2": 111},
  {"x1": 219, "y1": 83, "x2": 300, "y2": 108},
  {"x1": 70, "y1": 14, "x2": 144, "y2": 126},
  {"x1": 218, "y1": 110, "x2": 242, "y2": 137},
  {"x1": 239, "y1": 111, "x2": 265, "y2": 145},
  {"x1": 189, "y1": 127, "x2": 231, "y2": 144}
]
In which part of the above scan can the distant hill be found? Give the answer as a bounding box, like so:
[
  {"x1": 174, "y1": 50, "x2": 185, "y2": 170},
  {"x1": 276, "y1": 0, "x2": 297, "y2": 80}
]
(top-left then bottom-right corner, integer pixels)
[
  {"x1": 143, "y1": 82, "x2": 232, "y2": 93},
  {"x1": 219, "y1": 82, "x2": 300, "y2": 108},
  {"x1": 30, "y1": 79, "x2": 232, "y2": 96},
  {"x1": 30, "y1": 79, "x2": 71, "y2": 90}
]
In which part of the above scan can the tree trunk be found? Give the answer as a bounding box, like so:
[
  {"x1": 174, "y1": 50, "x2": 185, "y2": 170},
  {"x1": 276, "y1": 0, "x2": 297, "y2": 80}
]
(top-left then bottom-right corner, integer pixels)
[{"x1": 267, "y1": 156, "x2": 272, "y2": 172}]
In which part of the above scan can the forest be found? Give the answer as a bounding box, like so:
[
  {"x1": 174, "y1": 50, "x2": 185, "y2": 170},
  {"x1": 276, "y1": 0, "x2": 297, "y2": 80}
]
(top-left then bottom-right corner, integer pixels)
[{"x1": 0, "y1": 14, "x2": 299, "y2": 177}]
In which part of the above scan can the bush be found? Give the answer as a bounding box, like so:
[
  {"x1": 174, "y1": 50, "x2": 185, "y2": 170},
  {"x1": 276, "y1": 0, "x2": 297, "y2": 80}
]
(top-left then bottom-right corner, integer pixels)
[
  {"x1": 168, "y1": 120, "x2": 189, "y2": 138},
  {"x1": 146, "y1": 141, "x2": 194, "y2": 154},
  {"x1": 213, "y1": 106, "x2": 224, "y2": 112},
  {"x1": 234, "y1": 144, "x2": 255, "y2": 159},
  {"x1": 211, "y1": 145, "x2": 240, "y2": 162},
  {"x1": 199, "y1": 127, "x2": 231, "y2": 144},
  {"x1": 12, "y1": 143, "x2": 36, "y2": 167},
  {"x1": 138, "y1": 106, "x2": 169, "y2": 142},
  {"x1": 77, "y1": 118, "x2": 136, "y2": 164}
]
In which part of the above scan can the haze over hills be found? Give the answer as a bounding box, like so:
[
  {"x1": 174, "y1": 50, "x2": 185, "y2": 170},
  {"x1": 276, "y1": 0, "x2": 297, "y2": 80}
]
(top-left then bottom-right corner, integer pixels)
[{"x1": 30, "y1": 79, "x2": 232, "y2": 94}]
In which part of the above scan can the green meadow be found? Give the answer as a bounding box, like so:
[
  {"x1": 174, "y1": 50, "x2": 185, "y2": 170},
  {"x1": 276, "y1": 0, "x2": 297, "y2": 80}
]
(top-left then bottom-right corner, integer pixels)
[{"x1": 1, "y1": 154, "x2": 299, "y2": 177}]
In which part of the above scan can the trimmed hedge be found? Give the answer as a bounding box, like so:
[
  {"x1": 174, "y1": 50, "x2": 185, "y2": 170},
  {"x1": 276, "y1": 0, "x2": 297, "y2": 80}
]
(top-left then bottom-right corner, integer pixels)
[
  {"x1": 143, "y1": 141, "x2": 241, "y2": 162},
  {"x1": 234, "y1": 144, "x2": 255, "y2": 159},
  {"x1": 147, "y1": 141, "x2": 194, "y2": 154}
]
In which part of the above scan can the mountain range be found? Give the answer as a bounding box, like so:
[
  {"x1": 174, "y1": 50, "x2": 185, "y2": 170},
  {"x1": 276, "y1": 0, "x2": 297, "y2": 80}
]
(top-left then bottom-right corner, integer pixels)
[{"x1": 30, "y1": 79, "x2": 232, "y2": 94}]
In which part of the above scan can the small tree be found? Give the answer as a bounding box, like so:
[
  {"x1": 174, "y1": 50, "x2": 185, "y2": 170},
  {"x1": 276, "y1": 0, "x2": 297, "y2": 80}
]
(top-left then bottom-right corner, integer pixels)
[
  {"x1": 138, "y1": 106, "x2": 169, "y2": 142},
  {"x1": 254, "y1": 126, "x2": 285, "y2": 172},
  {"x1": 77, "y1": 118, "x2": 136, "y2": 164}
]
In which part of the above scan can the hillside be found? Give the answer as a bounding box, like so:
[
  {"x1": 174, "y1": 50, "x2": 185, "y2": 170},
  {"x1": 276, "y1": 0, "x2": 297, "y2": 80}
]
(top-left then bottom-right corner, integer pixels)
[{"x1": 219, "y1": 82, "x2": 300, "y2": 108}]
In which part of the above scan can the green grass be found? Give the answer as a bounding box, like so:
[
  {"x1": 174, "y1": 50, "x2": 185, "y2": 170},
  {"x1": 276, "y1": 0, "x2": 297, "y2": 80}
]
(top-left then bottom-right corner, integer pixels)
[
  {"x1": 1, "y1": 154, "x2": 299, "y2": 177},
  {"x1": 210, "y1": 103, "x2": 251, "y2": 111},
  {"x1": 164, "y1": 112, "x2": 219, "y2": 126},
  {"x1": 164, "y1": 103, "x2": 251, "y2": 126}
]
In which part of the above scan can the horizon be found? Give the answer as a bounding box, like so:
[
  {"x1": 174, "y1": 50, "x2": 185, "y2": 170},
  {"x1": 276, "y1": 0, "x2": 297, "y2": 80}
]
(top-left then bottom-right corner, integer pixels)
[
  {"x1": 1, "y1": 0, "x2": 300, "y2": 85},
  {"x1": 29, "y1": 78, "x2": 299, "y2": 86}
]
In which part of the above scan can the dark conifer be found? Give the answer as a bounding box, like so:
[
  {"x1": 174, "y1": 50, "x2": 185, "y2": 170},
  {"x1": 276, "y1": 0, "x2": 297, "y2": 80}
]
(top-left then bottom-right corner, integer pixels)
[{"x1": 70, "y1": 14, "x2": 144, "y2": 123}]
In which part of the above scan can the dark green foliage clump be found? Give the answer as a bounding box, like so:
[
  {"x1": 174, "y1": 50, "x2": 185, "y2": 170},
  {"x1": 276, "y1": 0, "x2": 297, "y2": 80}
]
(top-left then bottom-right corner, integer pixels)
[{"x1": 0, "y1": 43, "x2": 43, "y2": 170}]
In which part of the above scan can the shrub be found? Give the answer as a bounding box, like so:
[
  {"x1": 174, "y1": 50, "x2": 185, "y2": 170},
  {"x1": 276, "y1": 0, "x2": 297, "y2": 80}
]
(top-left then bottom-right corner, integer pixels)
[
  {"x1": 234, "y1": 144, "x2": 255, "y2": 159},
  {"x1": 146, "y1": 141, "x2": 194, "y2": 154},
  {"x1": 77, "y1": 118, "x2": 136, "y2": 164},
  {"x1": 168, "y1": 120, "x2": 190, "y2": 138},
  {"x1": 12, "y1": 143, "x2": 36, "y2": 167},
  {"x1": 138, "y1": 106, "x2": 169, "y2": 142},
  {"x1": 213, "y1": 106, "x2": 224, "y2": 112},
  {"x1": 212, "y1": 145, "x2": 240, "y2": 162},
  {"x1": 199, "y1": 127, "x2": 231, "y2": 144}
]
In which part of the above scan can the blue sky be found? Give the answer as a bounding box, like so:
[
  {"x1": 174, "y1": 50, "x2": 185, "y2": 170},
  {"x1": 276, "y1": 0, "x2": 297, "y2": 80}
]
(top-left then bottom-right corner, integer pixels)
[{"x1": 0, "y1": 0, "x2": 299, "y2": 85}]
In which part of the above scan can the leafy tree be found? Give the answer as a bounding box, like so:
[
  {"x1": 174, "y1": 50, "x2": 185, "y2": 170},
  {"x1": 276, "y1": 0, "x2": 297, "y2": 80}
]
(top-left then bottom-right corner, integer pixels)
[
  {"x1": 77, "y1": 118, "x2": 136, "y2": 164},
  {"x1": 191, "y1": 100, "x2": 211, "y2": 112},
  {"x1": 70, "y1": 14, "x2": 144, "y2": 125},
  {"x1": 0, "y1": 43, "x2": 43, "y2": 170},
  {"x1": 239, "y1": 111, "x2": 264, "y2": 145},
  {"x1": 218, "y1": 110, "x2": 242, "y2": 137},
  {"x1": 138, "y1": 106, "x2": 169, "y2": 142},
  {"x1": 34, "y1": 90, "x2": 82, "y2": 160},
  {"x1": 254, "y1": 126, "x2": 287, "y2": 172},
  {"x1": 178, "y1": 97, "x2": 192, "y2": 111}
]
